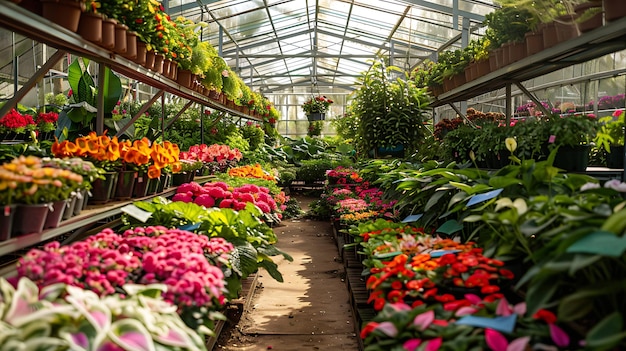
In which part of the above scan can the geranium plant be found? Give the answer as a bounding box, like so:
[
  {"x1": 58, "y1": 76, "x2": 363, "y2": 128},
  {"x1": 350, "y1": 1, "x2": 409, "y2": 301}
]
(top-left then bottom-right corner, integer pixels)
[{"x1": 302, "y1": 95, "x2": 334, "y2": 114}]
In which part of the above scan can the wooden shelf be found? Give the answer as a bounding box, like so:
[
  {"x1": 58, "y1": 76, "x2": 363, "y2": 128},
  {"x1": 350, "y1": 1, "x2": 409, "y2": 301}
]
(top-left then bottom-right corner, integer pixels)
[
  {"x1": 433, "y1": 17, "x2": 626, "y2": 107},
  {"x1": 0, "y1": 1, "x2": 260, "y2": 121}
]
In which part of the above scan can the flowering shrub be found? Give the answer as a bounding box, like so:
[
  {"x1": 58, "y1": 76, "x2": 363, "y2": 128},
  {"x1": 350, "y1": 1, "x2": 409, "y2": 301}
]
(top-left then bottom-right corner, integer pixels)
[
  {"x1": 0, "y1": 155, "x2": 84, "y2": 205},
  {"x1": 302, "y1": 95, "x2": 334, "y2": 114},
  {"x1": 18, "y1": 226, "x2": 232, "y2": 313},
  {"x1": 179, "y1": 143, "x2": 242, "y2": 174},
  {"x1": 172, "y1": 181, "x2": 279, "y2": 215},
  {"x1": 0, "y1": 109, "x2": 35, "y2": 134},
  {"x1": 52, "y1": 133, "x2": 181, "y2": 177},
  {"x1": 35, "y1": 111, "x2": 59, "y2": 132},
  {"x1": 228, "y1": 163, "x2": 276, "y2": 181},
  {"x1": 326, "y1": 166, "x2": 363, "y2": 185}
]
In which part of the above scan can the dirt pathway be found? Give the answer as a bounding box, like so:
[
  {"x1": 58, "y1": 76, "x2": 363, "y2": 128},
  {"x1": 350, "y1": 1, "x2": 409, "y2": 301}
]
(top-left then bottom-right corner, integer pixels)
[{"x1": 215, "y1": 196, "x2": 360, "y2": 351}]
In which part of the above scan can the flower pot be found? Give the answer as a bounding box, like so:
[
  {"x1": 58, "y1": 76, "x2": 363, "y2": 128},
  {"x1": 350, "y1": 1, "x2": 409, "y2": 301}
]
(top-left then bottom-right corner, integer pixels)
[
  {"x1": 77, "y1": 11, "x2": 103, "y2": 44},
  {"x1": 89, "y1": 171, "x2": 118, "y2": 204},
  {"x1": 18, "y1": 0, "x2": 42, "y2": 15},
  {"x1": 307, "y1": 113, "x2": 325, "y2": 121},
  {"x1": 73, "y1": 188, "x2": 89, "y2": 216},
  {"x1": 553, "y1": 145, "x2": 590, "y2": 172},
  {"x1": 489, "y1": 48, "x2": 501, "y2": 72},
  {"x1": 146, "y1": 176, "x2": 160, "y2": 195},
  {"x1": 157, "y1": 173, "x2": 171, "y2": 192},
  {"x1": 442, "y1": 77, "x2": 455, "y2": 92},
  {"x1": 122, "y1": 31, "x2": 138, "y2": 60},
  {"x1": 500, "y1": 42, "x2": 512, "y2": 66},
  {"x1": 555, "y1": 15, "x2": 578, "y2": 42},
  {"x1": 375, "y1": 144, "x2": 404, "y2": 158},
  {"x1": 607, "y1": 145, "x2": 624, "y2": 168},
  {"x1": 62, "y1": 195, "x2": 77, "y2": 221},
  {"x1": 475, "y1": 59, "x2": 490, "y2": 77},
  {"x1": 153, "y1": 53, "x2": 165, "y2": 74},
  {"x1": 177, "y1": 69, "x2": 193, "y2": 88},
  {"x1": 13, "y1": 203, "x2": 49, "y2": 236},
  {"x1": 508, "y1": 41, "x2": 527, "y2": 63},
  {"x1": 41, "y1": 0, "x2": 84, "y2": 32},
  {"x1": 576, "y1": 2, "x2": 603, "y2": 33},
  {"x1": 132, "y1": 173, "x2": 150, "y2": 198},
  {"x1": 525, "y1": 31, "x2": 544, "y2": 56},
  {"x1": 172, "y1": 173, "x2": 189, "y2": 186},
  {"x1": 453, "y1": 72, "x2": 466, "y2": 88},
  {"x1": 113, "y1": 23, "x2": 128, "y2": 55},
  {"x1": 162, "y1": 59, "x2": 172, "y2": 79},
  {"x1": 44, "y1": 199, "x2": 67, "y2": 229},
  {"x1": 604, "y1": 0, "x2": 626, "y2": 22},
  {"x1": 0, "y1": 205, "x2": 17, "y2": 241},
  {"x1": 114, "y1": 170, "x2": 136, "y2": 200},
  {"x1": 101, "y1": 17, "x2": 116, "y2": 50},
  {"x1": 464, "y1": 64, "x2": 473, "y2": 83},
  {"x1": 135, "y1": 41, "x2": 147, "y2": 65},
  {"x1": 143, "y1": 50, "x2": 156, "y2": 70}
]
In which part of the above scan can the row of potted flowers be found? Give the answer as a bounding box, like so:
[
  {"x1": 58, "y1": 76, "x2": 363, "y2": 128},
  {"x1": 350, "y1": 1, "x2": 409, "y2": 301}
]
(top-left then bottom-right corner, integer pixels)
[
  {"x1": 320, "y1": 150, "x2": 626, "y2": 350},
  {"x1": 13, "y1": 0, "x2": 281, "y2": 124}
]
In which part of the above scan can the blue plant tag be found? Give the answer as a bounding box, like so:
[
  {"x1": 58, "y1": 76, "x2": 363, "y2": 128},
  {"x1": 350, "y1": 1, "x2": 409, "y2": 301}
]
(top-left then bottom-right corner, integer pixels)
[
  {"x1": 467, "y1": 189, "x2": 503, "y2": 207},
  {"x1": 429, "y1": 249, "x2": 461, "y2": 258},
  {"x1": 455, "y1": 314, "x2": 518, "y2": 333},
  {"x1": 179, "y1": 222, "x2": 202, "y2": 231},
  {"x1": 402, "y1": 214, "x2": 423, "y2": 223}
]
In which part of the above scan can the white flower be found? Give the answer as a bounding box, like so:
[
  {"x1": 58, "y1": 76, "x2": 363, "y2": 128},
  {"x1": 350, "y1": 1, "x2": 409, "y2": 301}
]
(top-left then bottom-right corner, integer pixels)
[
  {"x1": 580, "y1": 182, "x2": 601, "y2": 191},
  {"x1": 604, "y1": 179, "x2": 626, "y2": 192}
]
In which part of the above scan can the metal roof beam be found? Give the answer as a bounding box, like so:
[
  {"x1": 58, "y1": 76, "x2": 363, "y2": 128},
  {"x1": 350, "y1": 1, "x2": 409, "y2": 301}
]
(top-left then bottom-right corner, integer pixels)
[{"x1": 398, "y1": 0, "x2": 488, "y2": 22}]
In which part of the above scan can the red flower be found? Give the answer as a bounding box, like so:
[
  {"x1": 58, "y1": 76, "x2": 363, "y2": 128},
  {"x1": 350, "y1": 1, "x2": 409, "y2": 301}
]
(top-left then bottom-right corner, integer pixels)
[
  {"x1": 533, "y1": 309, "x2": 557, "y2": 324},
  {"x1": 390, "y1": 280, "x2": 403, "y2": 290}
]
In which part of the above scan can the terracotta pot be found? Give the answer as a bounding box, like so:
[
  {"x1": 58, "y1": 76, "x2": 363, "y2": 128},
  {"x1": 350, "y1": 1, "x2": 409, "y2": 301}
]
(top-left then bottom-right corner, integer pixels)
[
  {"x1": 170, "y1": 64, "x2": 178, "y2": 80},
  {"x1": 177, "y1": 69, "x2": 193, "y2": 88},
  {"x1": 604, "y1": 0, "x2": 626, "y2": 22},
  {"x1": 475, "y1": 59, "x2": 490, "y2": 77},
  {"x1": 77, "y1": 11, "x2": 103, "y2": 44},
  {"x1": 153, "y1": 54, "x2": 164, "y2": 74},
  {"x1": 113, "y1": 23, "x2": 128, "y2": 55},
  {"x1": 162, "y1": 59, "x2": 172, "y2": 79},
  {"x1": 41, "y1": 0, "x2": 84, "y2": 32},
  {"x1": 209, "y1": 89, "x2": 220, "y2": 100},
  {"x1": 464, "y1": 64, "x2": 473, "y2": 82},
  {"x1": 143, "y1": 50, "x2": 156, "y2": 70},
  {"x1": 443, "y1": 76, "x2": 455, "y2": 92},
  {"x1": 500, "y1": 42, "x2": 512, "y2": 67},
  {"x1": 18, "y1": 0, "x2": 42, "y2": 15},
  {"x1": 541, "y1": 22, "x2": 559, "y2": 48},
  {"x1": 525, "y1": 31, "x2": 543, "y2": 56},
  {"x1": 575, "y1": 2, "x2": 603, "y2": 33},
  {"x1": 508, "y1": 41, "x2": 527, "y2": 63},
  {"x1": 101, "y1": 17, "x2": 116, "y2": 50},
  {"x1": 453, "y1": 72, "x2": 466, "y2": 88},
  {"x1": 489, "y1": 49, "x2": 500, "y2": 71},
  {"x1": 555, "y1": 15, "x2": 578, "y2": 42},
  {"x1": 123, "y1": 31, "x2": 138, "y2": 60},
  {"x1": 135, "y1": 41, "x2": 147, "y2": 65}
]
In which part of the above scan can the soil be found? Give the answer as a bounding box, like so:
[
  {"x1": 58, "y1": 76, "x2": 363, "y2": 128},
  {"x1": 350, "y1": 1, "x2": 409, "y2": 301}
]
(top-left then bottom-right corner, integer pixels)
[{"x1": 214, "y1": 195, "x2": 360, "y2": 351}]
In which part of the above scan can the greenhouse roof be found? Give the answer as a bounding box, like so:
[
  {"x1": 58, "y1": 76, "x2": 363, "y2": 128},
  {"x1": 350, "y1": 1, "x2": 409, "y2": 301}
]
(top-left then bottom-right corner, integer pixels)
[{"x1": 167, "y1": 0, "x2": 499, "y2": 93}]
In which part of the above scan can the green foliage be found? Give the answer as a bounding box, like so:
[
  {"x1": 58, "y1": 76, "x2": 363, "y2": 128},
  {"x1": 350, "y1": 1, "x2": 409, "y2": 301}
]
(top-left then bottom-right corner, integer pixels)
[
  {"x1": 484, "y1": 5, "x2": 537, "y2": 47},
  {"x1": 56, "y1": 58, "x2": 122, "y2": 141},
  {"x1": 351, "y1": 58, "x2": 431, "y2": 157},
  {"x1": 330, "y1": 111, "x2": 359, "y2": 142},
  {"x1": 296, "y1": 159, "x2": 334, "y2": 183},
  {"x1": 241, "y1": 124, "x2": 265, "y2": 151}
]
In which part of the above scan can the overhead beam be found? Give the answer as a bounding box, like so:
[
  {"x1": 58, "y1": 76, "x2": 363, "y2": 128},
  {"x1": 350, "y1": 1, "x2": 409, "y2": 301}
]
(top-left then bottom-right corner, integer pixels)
[{"x1": 398, "y1": 0, "x2": 489, "y2": 22}]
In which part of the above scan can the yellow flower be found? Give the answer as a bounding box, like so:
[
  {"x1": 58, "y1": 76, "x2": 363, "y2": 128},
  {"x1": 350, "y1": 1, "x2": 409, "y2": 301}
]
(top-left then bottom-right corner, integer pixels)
[{"x1": 505, "y1": 137, "x2": 517, "y2": 153}]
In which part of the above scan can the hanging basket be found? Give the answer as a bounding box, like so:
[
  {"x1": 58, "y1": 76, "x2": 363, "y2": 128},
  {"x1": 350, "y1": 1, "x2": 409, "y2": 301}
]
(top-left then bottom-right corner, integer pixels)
[{"x1": 307, "y1": 112, "x2": 325, "y2": 121}]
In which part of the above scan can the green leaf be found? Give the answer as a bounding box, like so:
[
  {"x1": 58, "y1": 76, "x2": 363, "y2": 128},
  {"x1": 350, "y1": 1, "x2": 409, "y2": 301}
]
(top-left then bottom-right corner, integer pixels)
[
  {"x1": 436, "y1": 219, "x2": 464, "y2": 235},
  {"x1": 585, "y1": 312, "x2": 626, "y2": 350},
  {"x1": 424, "y1": 190, "x2": 447, "y2": 212},
  {"x1": 566, "y1": 231, "x2": 626, "y2": 257},
  {"x1": 102, "y1": 67, "x2": 122, "y2": 113},
  {"x1": 258, "y1": 259, "x2": 284, "y2": 283},
  {"x1": 525, "y1": 278, "x2": 559, "y2": 315}
]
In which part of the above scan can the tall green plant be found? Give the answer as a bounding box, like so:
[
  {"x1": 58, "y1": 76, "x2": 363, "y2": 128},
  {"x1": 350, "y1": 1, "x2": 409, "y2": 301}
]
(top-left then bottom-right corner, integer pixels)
[
  {"x1": 351, "y1": 58, "x2": 430, "y2": 157},
  {"x1": 56, "y1": 58, "x2": 122, "y2": 141}
]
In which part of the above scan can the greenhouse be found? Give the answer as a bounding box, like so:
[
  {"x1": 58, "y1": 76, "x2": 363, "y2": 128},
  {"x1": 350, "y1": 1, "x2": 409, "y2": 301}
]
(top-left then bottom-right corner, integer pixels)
[{"x1": 0, "y1": 0, "x2": 625, "y2": 350}]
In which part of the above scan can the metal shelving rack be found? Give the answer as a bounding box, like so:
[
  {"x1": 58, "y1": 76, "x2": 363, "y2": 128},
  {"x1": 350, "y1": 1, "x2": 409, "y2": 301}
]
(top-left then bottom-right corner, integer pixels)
[
  {"x1": 0, "y1": 1, "x2": 261, "y2": 131},
  {"x1": 433, "y1": 16, "x2": 626, "y2": 113}
]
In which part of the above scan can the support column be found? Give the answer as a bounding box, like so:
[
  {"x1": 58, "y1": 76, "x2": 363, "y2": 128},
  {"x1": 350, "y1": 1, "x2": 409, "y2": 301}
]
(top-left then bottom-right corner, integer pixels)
[{"x1": 505, "y1": 83, "x2": 512, "y2": 126}]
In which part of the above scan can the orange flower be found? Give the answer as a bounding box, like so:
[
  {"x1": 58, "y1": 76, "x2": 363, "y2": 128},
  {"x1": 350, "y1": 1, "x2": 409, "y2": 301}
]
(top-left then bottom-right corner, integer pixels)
[{"x1": 147, "y1": 165, "x2": 161, "y2": 179}]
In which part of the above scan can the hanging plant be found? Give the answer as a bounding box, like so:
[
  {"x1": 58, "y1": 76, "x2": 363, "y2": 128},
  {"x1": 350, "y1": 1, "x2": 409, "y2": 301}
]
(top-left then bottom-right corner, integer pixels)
[{"x1": 351, "y1": 58, "x2": 430, "y2": 157}]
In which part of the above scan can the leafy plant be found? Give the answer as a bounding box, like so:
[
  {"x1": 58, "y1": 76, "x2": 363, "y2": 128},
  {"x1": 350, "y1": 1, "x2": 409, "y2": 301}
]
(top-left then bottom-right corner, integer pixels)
[{"x1": 351, "y1": 58, "x2": 430, "y2": 156}]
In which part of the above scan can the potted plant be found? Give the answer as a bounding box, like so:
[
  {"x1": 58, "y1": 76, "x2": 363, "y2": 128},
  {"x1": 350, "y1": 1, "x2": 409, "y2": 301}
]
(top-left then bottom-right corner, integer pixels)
[
  {"x1": 545, "y1": 113, "x2": 598, "y2": 171},
  {"x1": 307, "y1": 120, "x2": 322, "y2": 137},
  {"x1": 302, "y1": 95, "x2": 333, "y2": 121},
  {"x1": 595, "y1": 109, "x2": 625, "y2": 168},
  {"x1": 0, "y1": 108, "x2": 36, "y2": 141}
]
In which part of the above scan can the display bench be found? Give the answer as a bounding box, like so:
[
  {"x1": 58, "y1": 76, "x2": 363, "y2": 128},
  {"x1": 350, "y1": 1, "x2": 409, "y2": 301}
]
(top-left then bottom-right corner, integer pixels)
[
  {"x1": 0, "y1": 1, "x2": 261, "y2": 133},
  {"x1": 433, "y1": 16, "x2": 626, "y2": 111}
]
